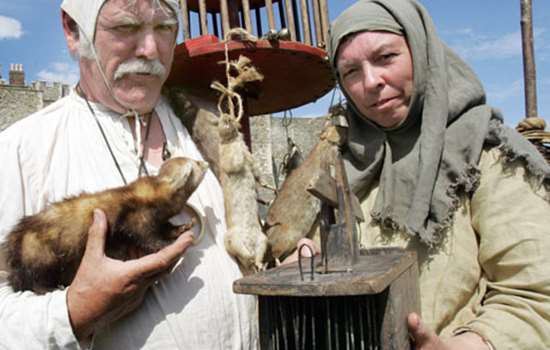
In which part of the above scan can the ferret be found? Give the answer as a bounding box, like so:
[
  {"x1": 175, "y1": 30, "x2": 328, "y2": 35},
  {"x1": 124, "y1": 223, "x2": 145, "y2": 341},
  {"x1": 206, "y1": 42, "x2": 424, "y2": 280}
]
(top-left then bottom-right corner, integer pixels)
[
  {"x1": 4, "y1": 157, "x2": 208, "y2": 293},
  {"x1": 218, "y1": 113, "x2": 268, "y2": 273}
]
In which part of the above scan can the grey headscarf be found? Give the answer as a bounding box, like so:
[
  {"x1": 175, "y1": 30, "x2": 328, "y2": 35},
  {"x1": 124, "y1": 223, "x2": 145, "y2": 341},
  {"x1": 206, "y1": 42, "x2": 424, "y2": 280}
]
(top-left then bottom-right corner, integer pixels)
[{"x1": 329, "y1": 0, "x2": 550, "y2": 244}]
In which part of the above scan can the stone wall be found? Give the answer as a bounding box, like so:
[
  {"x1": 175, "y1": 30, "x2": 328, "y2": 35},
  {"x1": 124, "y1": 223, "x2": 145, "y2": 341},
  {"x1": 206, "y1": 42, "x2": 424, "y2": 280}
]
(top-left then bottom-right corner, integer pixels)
[
  {"x1": 250, "y1": 114, "x2": 326, "y2": 203},
  {"x1": 0, "y1": 81, "x2": 70, "y2": 131},
  {"x1": 0, "y1": 85, "x2": 43, "y2": 131}
]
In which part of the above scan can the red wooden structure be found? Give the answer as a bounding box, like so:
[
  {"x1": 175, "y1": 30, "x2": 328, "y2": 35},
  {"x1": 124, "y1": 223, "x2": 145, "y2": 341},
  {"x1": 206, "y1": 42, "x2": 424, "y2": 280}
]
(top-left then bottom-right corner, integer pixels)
[{"x1": 166, "y1": 0, "x2": 335, "y2": 146}]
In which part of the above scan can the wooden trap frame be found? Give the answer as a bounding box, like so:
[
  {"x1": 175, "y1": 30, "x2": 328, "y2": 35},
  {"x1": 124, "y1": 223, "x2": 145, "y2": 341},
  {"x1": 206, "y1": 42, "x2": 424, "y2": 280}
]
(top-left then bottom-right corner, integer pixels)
[{"x1": 234, "y1": 150, "x2": 419, "y2": 349}]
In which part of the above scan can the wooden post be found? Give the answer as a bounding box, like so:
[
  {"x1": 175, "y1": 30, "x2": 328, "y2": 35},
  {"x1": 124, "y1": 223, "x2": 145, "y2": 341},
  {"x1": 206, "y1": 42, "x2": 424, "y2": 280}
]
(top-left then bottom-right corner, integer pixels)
[
  {"x1": 311, "y1": 0, "x2": 323, "y2": 47},
  {"x1": 242, "y1": 0, "x2": 253, "y2": 33},
  {"x1": 300, "y1": 0, "x2": 312, "y2": 45},
  {"x1": 212, "y1": 12, "x2": 220, "y2": 38},
  {"x1": 278, "y1": 0, "x2": 287, "y2": 29},
  {"x1": 284, "y1": 0, "x2": 297, "y2": 41},
  {"x1": 291, "y1": 0, "x2": 301, "y2": 42},
  {"x1": 319, "y1": 0, "x2": 330, "y2": 49},
  {"x1": 198, "y1": 0, "x2": 208, "y2": 35},
  {"x1": 265, "y1": 0, "x2": 276, "y2": 31},
  {"x1": 220, "y1": 0, "x2": 230, "y2": 37},
  {"x1": 179, "y1": 0, "x2": 190, "y2": 40},
  {"x1": 228, "y1": 0, "x2": 241, "y2": 28},
  {"x1": 520, "y1": 0, "x2": 538, "y2": 118},
  {"x1": 255, "y1": 6, "x2": 263, "y2": 37}
]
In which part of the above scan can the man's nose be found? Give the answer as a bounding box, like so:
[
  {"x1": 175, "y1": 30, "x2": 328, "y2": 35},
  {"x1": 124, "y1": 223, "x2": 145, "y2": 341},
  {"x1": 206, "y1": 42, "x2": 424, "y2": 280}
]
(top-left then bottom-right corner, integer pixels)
[{"x1": 136, "y1": 30, "x2": 159, "y2": 59}]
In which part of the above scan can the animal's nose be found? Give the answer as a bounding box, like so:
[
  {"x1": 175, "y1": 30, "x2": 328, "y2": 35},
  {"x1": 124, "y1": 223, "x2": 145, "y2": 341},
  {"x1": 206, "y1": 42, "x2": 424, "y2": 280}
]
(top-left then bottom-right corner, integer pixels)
[{"x1": 198, "y1": 160, "x2": 209, "y2": 170}]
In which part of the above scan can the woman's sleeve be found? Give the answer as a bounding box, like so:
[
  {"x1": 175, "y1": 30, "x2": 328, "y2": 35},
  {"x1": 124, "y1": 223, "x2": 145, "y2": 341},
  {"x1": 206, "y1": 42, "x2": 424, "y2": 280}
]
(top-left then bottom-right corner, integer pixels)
[
  {"x1": 0, "y1": 130, "x2": 82, "y2": 349},
  {"x1": 468, "y1": 148, "x2": 550, "y2": 349}
]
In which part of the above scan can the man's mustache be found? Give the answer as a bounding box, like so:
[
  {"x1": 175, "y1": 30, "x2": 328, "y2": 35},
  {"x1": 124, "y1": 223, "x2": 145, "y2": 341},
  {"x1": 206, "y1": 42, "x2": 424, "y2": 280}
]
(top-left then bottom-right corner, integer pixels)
[{"x1": 113, "y1": 58, "x2": 167, "y2": 80}]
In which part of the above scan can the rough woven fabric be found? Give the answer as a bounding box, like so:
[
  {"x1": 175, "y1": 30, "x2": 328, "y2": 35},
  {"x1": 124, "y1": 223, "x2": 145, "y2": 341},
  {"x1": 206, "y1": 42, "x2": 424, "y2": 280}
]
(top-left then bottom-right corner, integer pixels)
[
  {"x1": 61, "y1": 0, "x2": 180, "y2": 42},
  {"x1": 329, "y1": 0, "x2": 550, "y2": 244}
]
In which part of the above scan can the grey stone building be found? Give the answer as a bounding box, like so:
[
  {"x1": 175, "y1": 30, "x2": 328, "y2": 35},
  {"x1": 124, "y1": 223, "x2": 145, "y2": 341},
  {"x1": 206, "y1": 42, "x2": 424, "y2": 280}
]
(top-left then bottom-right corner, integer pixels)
[
  {"x1": 250, "y1": 114, "x2": 326, "y2": 203},
  {"x1": 0, "y1": 64, "x2": 70, "y2": 131}
]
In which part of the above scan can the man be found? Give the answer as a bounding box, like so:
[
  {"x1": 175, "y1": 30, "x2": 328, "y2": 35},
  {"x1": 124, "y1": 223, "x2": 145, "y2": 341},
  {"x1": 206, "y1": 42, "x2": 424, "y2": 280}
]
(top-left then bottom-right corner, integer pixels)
[{"x1": 0, "y1": 0, "x2": 257, "y2": 348}]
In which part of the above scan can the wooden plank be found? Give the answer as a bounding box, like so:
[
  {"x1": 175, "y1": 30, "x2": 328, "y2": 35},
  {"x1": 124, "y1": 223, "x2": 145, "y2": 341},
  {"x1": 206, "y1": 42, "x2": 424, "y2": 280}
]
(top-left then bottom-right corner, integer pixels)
[
  {"x1": 277, "y1": 0, "x2": 287, "y2": 29},
  {"x1": 319, "y1": 0, "x2": 329, "y2": 48},
  {"x1": 265, "y1": 0, "x2": 276, "y2": 31},
  {"x1": 255, "y1": 6, "x2": 263, "y2": 37},
  {"x1": 228, "y1": 0, "x2": 241, "y2": 28},
  {"x1": 211, "y1": 12, "x2": 219, "y2": 38},
  {"x1": 520, "y1": 0, "x2": 539, "y2": 118},
  {"x1": 241, "y1": 0, "x2": 253, "y2": 33},
  {"x1": 220, "y1": 0, "x2": 230, "y2": 37},
  {"x1": 380, "y1": 261, "x2": 419, "y2": 350},
  {"x1": 198, "y1": 0, "x2": 208, "y2": 35},
  {"x1": 334, "y1": 154, "x2": 359, "y2": 266},
  {"x1": 299, "y1": 0, "x2": 312, "y2": 45},
  {"x1": 233, "y1": 248, "x2": 417, "y2": 296},
  {"x1": 311, "y1": 0, "x2": 323, "y2": 47},
  {"x1": 179, "y1": 0, "x2": 191, "y2": 39},
  {"x1": 284, "y1": 0, "x2": 297, "y2": 41}
]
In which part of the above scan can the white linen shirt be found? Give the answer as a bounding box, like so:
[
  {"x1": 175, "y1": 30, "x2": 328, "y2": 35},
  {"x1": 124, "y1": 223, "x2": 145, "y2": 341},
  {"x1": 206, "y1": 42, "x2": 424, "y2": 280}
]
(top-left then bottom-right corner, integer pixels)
[{"x1": 0, "y1": 90, "x2": 258, "y2": 349}]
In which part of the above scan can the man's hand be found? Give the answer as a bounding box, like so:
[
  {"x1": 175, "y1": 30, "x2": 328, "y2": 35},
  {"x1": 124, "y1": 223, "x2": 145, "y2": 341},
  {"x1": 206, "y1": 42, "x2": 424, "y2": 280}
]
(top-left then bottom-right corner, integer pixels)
[
  {"x1": 67, "y1": 209, "x2": 194, "y2": 340},
  {"x1": 408, "y1": 313, "x2": 491, "y2": 350}
]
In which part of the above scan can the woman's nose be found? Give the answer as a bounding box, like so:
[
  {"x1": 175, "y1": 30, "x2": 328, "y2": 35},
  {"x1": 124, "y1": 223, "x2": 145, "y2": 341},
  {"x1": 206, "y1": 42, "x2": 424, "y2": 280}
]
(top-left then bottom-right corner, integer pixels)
[{"x1": 362, "y1": 62, "x2": 384, "y2": 92}]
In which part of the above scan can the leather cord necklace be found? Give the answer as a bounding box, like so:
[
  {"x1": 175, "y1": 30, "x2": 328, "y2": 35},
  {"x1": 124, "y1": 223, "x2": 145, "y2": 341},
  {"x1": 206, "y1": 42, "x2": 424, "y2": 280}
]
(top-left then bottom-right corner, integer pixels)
[{"x1": 77, "y1": 84, "x2": 152, "y2": 185}]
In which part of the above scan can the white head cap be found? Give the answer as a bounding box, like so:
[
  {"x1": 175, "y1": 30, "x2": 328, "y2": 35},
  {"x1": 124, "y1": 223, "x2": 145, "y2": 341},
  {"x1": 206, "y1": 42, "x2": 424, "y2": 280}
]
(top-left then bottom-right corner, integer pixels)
[{"x1": 60, "y1": 0, "x2": 180, "y2": 43}]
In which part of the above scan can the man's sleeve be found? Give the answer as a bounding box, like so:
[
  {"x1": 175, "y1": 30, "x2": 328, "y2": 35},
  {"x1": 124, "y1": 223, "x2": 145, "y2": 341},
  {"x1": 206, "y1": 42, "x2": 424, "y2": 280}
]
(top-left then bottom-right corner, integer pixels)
[
  {"x1": 466, "y1": 148, "x2": 550, "y2": 349},
  {"x1": 0, "y1": 130, "x2": 81, "y2": 349}
]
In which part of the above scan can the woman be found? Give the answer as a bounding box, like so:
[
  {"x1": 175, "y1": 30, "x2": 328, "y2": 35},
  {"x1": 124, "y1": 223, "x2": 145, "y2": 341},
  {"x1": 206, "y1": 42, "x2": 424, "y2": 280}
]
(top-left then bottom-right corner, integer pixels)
[{"x1": 329, "y1": 0, "x2": 550, "y2": 349}]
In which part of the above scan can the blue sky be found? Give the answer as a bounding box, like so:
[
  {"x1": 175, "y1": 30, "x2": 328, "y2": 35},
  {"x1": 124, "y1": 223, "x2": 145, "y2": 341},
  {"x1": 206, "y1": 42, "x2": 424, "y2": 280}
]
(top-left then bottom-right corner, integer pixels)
[{"x1": 1, "y1": 0, "x2": 549, "y2": 128}]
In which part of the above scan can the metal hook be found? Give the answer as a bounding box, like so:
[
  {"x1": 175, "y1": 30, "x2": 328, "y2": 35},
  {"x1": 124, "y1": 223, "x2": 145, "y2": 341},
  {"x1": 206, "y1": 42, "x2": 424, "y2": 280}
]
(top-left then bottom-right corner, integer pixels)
[{"x1": 298, "y1": 243, "x2": 315, "y2": 281}]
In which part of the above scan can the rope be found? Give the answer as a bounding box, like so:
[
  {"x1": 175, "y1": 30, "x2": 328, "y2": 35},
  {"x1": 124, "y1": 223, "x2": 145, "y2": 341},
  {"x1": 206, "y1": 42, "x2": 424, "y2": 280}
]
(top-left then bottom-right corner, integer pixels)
[{"x1": 210, "y1": 28, "x2": 263, "y2": 123}]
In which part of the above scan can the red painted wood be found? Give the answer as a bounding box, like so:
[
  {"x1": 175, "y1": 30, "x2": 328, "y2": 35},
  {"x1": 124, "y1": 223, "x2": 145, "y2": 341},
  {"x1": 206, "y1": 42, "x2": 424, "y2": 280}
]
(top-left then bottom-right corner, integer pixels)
[{"x1": 167, "y1": 37, "x2": 335, "y2": 116}]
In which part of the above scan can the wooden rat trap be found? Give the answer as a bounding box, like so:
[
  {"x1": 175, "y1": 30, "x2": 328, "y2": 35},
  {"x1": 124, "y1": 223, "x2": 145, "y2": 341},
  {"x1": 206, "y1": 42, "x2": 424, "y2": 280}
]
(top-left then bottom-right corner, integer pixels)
[{"x1": 234, "y1": 153, "x2": 419, "y2": 349}]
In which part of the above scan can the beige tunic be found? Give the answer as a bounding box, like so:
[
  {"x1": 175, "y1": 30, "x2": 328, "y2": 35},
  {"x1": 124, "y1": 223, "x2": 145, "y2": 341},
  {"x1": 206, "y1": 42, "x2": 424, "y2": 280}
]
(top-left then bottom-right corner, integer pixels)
[{"x1": 360, "y1": 148, "x2": 550, "y2": 349}]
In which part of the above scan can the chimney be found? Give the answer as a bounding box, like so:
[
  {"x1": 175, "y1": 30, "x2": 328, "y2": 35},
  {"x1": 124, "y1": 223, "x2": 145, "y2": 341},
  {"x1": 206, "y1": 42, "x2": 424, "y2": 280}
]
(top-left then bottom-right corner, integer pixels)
[{"x1": 9, "y1": 64, "x2": 25, "y2": 86}]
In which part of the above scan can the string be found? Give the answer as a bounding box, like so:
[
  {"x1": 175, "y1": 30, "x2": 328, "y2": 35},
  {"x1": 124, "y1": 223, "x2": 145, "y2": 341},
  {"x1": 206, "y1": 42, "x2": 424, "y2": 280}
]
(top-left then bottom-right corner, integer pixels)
[{"x1": 78, "y1": 84, "x2": 152, "y2": 184}]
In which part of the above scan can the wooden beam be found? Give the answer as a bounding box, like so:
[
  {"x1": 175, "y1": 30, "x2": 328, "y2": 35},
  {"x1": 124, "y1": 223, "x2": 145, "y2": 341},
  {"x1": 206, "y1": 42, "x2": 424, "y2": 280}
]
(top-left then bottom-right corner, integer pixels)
[
  {"x1": 284, "y1": 0, "x2": 297, "y2": 41},
  {"x1": 299, "y1": 0, "x2": 311, "y2": 45},
  {"x1": 520, "y1": 0, "x2": 538, "y2": 118},
  {"x1": 242, "y1": 0, "x2": 253, "y2": 33},
  {"x1": 179, "y1": 0, "x2": 190, "y2": 39},
  {"x1": 319, "y1": 0, "x2": 329, "y2": 48},
  {"x1": 265, "y1": 0, "x2": 276, "y2": 31},
  {"x1": 198, "y1": 0, "x2": 208, "y2": 35},
  {"x1": 220, "y1": 0, "x2": 230, "y2": 37},
  {"x1": 311, "y1": 0, "x2": 323, "y2": 47}
]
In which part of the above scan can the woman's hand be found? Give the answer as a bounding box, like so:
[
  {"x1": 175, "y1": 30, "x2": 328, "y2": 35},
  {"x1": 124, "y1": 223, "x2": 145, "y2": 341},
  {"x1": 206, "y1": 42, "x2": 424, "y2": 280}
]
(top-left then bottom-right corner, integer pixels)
[
  {"x1": 280, "y1": 238, "x2": 320, "y2": 265},
  {"x1": 408, "y1": 313, "x2": 492, "y2": 350},
  {"x1": 67, "y1": 209, "x2": 194, "y2": 340}
]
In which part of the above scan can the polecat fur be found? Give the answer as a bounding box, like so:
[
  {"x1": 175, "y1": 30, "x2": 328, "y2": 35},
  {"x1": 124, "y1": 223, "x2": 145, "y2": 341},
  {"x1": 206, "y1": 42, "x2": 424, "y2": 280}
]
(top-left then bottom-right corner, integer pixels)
[{"x1": 3, "y1": 157, "x2": 208, "y2": 293}]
